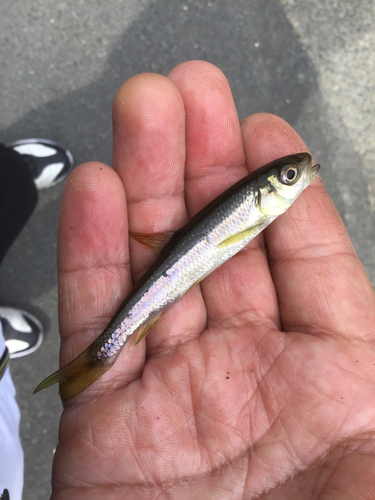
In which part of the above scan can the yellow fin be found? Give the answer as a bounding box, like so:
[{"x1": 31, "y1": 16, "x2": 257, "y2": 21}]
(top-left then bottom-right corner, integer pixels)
[
  {"x1": 33, "y1": 347, "x2": 113, "y2": 401},
  {"x1": 131, "y1": 313, "x2": 163, "y2": 348},
  {"x1": 218, "y1": 224, "x2": 263, "y2": 249},
  {"x1": 130, "y1": 230, "x2": 176, "y2": 254}
]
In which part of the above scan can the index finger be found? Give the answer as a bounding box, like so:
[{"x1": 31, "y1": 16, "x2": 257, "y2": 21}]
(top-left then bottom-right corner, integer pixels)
[{"x1": 241, "y1": 113, "x2": 375, "y2": 340}]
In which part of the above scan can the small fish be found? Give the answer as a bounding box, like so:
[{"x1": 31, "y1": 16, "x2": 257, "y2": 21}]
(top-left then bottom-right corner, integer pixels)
[{"x1": 34, "y1": 153, "x2": 320, "y2": 400}]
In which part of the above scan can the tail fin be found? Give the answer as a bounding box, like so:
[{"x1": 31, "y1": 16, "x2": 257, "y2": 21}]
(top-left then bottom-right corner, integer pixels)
[{"x1": 33, "y1": 347, "x2": 111, "y2": 400}]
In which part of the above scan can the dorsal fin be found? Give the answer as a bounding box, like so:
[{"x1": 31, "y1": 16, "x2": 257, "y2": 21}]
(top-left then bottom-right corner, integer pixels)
[{"x1": 130, "y1": 230, "x2": 176, "y2": 253}]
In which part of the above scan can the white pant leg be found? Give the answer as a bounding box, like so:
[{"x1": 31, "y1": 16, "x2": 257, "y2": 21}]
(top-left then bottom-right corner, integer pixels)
[{"x1": 0, "y1": 324, "x2": 24, "y2": 500}]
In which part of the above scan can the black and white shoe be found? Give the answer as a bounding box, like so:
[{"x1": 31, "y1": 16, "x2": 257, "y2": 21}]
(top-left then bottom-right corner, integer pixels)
[
  {"x1": 0, "y1": 307, "x2": 43, "y2": 358},
  {"x1": 6, "y1": 138, "x2": 74, "y2": 190}
]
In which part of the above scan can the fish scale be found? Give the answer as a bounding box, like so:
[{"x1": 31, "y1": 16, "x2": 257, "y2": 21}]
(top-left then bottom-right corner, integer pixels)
[
  {"x1": 99, "y1": 185, "x2": 263, "y2": 359},
  {"x1": 34, "y1": 152, "x2": 320, "y2": 400}
]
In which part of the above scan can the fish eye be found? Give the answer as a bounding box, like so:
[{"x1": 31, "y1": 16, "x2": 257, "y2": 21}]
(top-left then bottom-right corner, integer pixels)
[{"x1": 279, "y1": 164, "x2": 299, "y2": 185}]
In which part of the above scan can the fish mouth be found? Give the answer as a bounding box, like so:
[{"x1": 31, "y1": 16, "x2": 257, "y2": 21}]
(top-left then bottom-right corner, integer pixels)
[{"x1": 310, "y1": 162, "x2": 320, "y2": 180}]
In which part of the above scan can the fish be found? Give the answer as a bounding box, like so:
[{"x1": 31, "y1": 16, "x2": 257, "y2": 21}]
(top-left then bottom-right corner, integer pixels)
[{"x1": 34, "y1": 152, "x2": 320, "y2": 400}]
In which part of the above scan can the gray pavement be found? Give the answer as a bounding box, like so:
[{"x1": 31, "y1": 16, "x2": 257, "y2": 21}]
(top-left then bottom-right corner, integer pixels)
[{"x1": 0, "y1": 0, "x2": 374, "y2": 498}]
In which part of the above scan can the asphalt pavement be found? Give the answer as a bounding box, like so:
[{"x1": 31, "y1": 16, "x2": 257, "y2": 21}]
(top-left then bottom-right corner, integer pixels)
[{"x1": 0, "y1": 0, "x2": 374, "y2": 498}]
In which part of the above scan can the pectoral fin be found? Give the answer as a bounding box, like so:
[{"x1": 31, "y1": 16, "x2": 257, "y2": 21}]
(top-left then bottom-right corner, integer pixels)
[
  {"x1": 218, "y1": 224, "x2": 263, "y2": 249},
  {"x1": 130, "y1": 230, "x2": 176, "y2": 253},
  {"x1": 131, "y1": 313, "x2": 163, "y2": 347}
]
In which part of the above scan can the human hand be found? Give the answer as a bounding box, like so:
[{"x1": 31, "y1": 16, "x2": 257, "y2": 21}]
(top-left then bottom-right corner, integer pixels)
[{"x1": 51, "y1": 61, "x2": 375, "y2": 499}]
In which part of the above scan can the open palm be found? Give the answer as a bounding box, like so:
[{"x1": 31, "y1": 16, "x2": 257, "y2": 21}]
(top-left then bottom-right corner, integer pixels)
[{"x1": 51, "y1": 61, "x2": 375, "y2": 499}]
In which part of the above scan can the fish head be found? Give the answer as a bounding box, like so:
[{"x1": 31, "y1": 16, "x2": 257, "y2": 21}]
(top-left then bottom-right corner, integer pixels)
[{"x1": 256, "y1": 152, "x2": 320, "y2": 217}]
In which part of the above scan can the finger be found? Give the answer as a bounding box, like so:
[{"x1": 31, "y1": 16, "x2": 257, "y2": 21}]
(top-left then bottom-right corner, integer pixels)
[
  {"x1": 168, "y1": 61, "x2": 280, "y2": 331},
  {"x1": 57, "y1": 162, "x2": 144, "y2": 403},
  {"x1": 112, "y1": 74, "x2": 185, "y2": 277},
  {"x1": 241, "y1": 113, "x2": 375, "y2": 340},
  {"x1": 112, "y1": 73, "x2": 206, "y2": 355}
]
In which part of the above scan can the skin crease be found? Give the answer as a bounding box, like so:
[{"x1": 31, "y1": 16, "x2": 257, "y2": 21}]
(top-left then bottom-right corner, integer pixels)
[{"x1": 51, "y1": 61, "x2": 375, "y2": 499}]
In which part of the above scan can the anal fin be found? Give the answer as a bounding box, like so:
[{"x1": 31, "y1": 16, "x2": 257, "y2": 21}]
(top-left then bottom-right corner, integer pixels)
[{"x1": 132, "y1": 313, "x2": 163, "y2": 347}]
